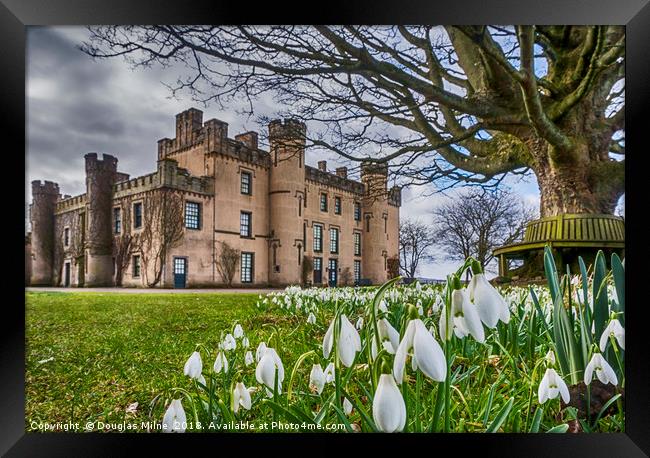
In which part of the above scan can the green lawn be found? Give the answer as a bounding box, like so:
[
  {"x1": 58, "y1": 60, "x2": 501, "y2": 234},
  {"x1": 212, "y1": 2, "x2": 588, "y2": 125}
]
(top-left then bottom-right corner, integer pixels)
[{"x1": 25, "y1": 292, "x2": 292, "y2": 430}]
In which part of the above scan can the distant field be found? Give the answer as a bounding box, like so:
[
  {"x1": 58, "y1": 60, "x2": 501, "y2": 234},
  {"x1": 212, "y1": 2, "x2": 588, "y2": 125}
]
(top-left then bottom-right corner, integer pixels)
[{"x1": 25, "y1": 292, "x2": 295, "y2": 430}]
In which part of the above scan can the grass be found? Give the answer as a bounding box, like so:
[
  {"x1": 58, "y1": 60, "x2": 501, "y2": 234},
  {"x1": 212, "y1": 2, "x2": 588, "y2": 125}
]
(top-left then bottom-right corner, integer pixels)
[{"x1": 25, "y1": 291, "x2": 296, "y2": 430}]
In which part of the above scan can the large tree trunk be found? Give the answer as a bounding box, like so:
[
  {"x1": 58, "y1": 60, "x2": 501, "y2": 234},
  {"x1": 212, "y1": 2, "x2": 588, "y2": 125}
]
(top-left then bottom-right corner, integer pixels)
[
  {"x1": 530, "y1": 105, "x2": 624, "y2": 218},
  {"x1": 535, "y1": 157, "x2": 623, "y2": 218}
]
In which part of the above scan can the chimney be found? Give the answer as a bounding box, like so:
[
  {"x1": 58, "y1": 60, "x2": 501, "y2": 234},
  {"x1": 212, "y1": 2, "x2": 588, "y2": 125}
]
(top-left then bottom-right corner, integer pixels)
[
  {"x1": 235, "y1": 132, "x2": 259, "y2": 150},
  {"x1": 318, "y1": 160, "x2": 327, "y2": 172},
  {"x1": 335, "y1": 167, "x2": 348, "y2": 178}
]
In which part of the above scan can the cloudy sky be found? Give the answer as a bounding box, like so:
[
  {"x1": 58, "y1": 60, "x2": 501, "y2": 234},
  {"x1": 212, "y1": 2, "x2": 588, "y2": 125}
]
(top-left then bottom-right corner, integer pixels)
[{"x1": 26, "y1": 26, "x2": 550, "y2": 279}]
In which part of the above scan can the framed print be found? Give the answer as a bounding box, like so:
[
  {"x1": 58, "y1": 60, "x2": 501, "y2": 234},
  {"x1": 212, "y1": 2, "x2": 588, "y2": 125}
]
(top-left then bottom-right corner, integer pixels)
[{"x1": 3, "y1": 0, "x2": 650, "y2": 455}]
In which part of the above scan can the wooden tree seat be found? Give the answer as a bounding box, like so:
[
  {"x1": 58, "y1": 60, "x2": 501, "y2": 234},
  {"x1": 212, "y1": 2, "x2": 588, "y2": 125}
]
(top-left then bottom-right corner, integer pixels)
[{"x1": 493, "y1": 214, "x2": 625, "y2": 278}]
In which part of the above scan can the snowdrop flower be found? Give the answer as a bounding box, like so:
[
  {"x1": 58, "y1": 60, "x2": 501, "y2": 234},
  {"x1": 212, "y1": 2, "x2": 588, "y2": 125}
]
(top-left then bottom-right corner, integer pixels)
[
  {"x1": 343, "y1": 397, "x2": 353, "y2": 416},
  {"x1": 584, "y1": 353, "x2": 618, "y2": 386},
  {"x1": 309, "y1": 364, "x2": 326, "y2": 395},
  {"x1": 183, "y1": 351, "x2": 202, "y2": 380},
  {"x1": 599, "y1": 319, "x2": 625, "y2": 352},
  {"x1": 378, "y1": 300, "x2": 388, "y2": 313},
  {"x1": 233, "y1": 382, "x2": 252, "y2": 414},
  {"x1": 545, "y1": 350, "x2": 556, "y2": 366},
  {"x1": 469, "y1": 272, "x2": 510, "y2": 328},
  {"x1": 394, "y1": 319, "x2": 446, "y2": 384},
  {"x1": 538, "y1": 368, "x2": 570, "y2": 404},
  {"x1": 324, "y1": 362, "x2": 335, "y2": 383},
  {"x1": 323, "y1": 314, "x2": 362, "y2": 367},
  {"x1": 222, "y1": 334, "x2": 237, "y2": 351},
  {"x1": 307, "y1": 312, "x2": 316, "y2": 325},
  {"x1": 213, "y1": 351, "x2": 228, "y2": 374},
  {"x1": 371, "y1": 318, "x2": 401, "y2": 358},
  {"x1": 256, "y1": 342, "x2": 267, "y2": 362},
  {"x1": 162, "y1": 399, "x2": 187, "y2": 433},
  {"x1": 255, "y1": 347, "x2": 285, "y2": 396},
  {"x1": 244, "y1": 351, "x2": 254, "y2": 366},
  {"x1": 356, "y1": 317, "x2": 364, "y2": 330},
  {"x1": 242, "y1": 336, "x2": 250, "y2": 349},
  {"x1": 234, "y1": 324, "x2": 244, "y2": 339},
  {"x1": 439, "y1": 289, "x2": 485, "y2": 343},
  {"x1": 372, "y1": 374, "x2": 406, "y2": 433}
]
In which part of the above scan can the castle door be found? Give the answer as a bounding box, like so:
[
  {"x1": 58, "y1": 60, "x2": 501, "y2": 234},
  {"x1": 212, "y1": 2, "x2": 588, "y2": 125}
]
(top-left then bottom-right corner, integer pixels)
[
  {"x1": 313, "y1": 257, "x2": 322, "y2": 285},
  {"x1": 328, "y1": 258, "x2": 337, "y2": 287},
  {"x1": 173, "y1": 257, "x2": 187, "y2": 289},
  {"x1": 64, "y1": 262, "x2": 71, "y2": 287}
]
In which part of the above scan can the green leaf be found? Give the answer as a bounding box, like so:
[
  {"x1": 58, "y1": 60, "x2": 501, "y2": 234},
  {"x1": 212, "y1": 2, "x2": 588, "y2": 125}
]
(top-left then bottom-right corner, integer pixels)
[
  {"x1": 486, "y1": 397, "x2": 514, "y2": 433},
  {"x1": 482, "y1": 381, "x2": 497, "y2": 427},
  {"x1": 578, "y1": 257, "x2": 592, "y2": 326},
  {"x1": 529, "y1": 407, "x2": 543, "y2": 433},
  {"x1": 546, "y1": 423, "x2": 569, "y2": 433},
  {"x1": 611, "y1": 253, "x2": 625, "y2": 322},
  {"x1": 593, "y1": 250, "x2": 609, "y2": 340},
  {"x1": 264, "y1": 399, "x2": 316, "y2": 426},
  {"x1": 593, "y1": 393, "x2": 622, "y2": 427},
  {"x1": 544, "y1": 246, "x2": 560, "y2": 302}
]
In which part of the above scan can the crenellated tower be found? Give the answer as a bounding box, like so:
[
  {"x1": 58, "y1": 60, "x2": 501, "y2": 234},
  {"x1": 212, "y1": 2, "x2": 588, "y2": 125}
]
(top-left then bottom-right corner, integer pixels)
[
  {"x1": 268, "y1": 119, "x2": 306, "y2": 286},
  {"x1": 360, "y1": 162, "x2": 392, "y2": 284},
  {"x1": 84, "y1": 153, "x2": 118, "y2": 286},
  {"x1": 30, "y1": 180, "x2": 60, "y2": 285}
]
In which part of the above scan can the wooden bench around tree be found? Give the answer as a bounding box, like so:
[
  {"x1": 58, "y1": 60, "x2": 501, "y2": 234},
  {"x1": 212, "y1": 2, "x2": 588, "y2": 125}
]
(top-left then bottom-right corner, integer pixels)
[{"x1": 493, "y1": 214, "x2": 625, "y2": 279}]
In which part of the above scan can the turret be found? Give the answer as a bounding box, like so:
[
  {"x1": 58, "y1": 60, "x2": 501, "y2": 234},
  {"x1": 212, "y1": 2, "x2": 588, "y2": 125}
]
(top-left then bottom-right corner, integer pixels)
[
  {"x1": 30, "y1": 180, "x2": 60, "y2": 285},
  {"x1": 268, "y1": 119, "x2": 306, "y2": 286},
  {"x1": 360, "y1": 161, "x2": 391, "y2": 284},
  {"x1": 84, "y1": 153, "x2": 118, "y2": 286}
]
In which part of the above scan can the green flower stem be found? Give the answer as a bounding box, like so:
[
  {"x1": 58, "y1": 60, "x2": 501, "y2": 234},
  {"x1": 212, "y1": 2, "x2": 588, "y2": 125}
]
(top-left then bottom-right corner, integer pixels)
[{"x1": 609, "y1": 335, "x2": 625, "y2": 388}]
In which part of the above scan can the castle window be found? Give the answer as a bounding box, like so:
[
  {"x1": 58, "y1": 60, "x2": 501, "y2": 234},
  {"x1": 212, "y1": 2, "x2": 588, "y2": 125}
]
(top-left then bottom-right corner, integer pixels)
[
  {"x1": 113, "y1": 208, "x2": 121, "y2": 234},
  {"x1": 132, "y1": 255, "x2": 141, "y2": 278},
  {"x1": 354, "y1": 202, "x2": 361, "y2": 221},
  {"x1": 240, "y1": 211, "x2": 252, "y2": 237},
  {"x1": 64, "y1": 227, "x2": 70, "y2": 247},
  {"x1": 133, "y1": 202, "x2": 143, "y2": 229},
  {"x1": 185, "y1": 201, "x2": 201, "y2": 230},
  {"x1": 298, "y1": 196, "x2": 302, "y2": 217},
  {"x1": 329, "y1": 228, "x2": 339, "y2": 254},
  {"x1": 354, "y1": 260, "x2": 361, "y2": 283},
  {"x1": 334, "y1": 197, "x2": 341, "y2": 215},
  {"x1": 241, "y1": 252, "x2": 254, "y2": 283},
  {"x1": 313, "y1": 224, "x2": 323, "y2": 252},
  {"x1": 320, "y1": 193, "x2": 328, "y2": 212},
  {"x1": 241, "y1": 171, "x2": 252, "y2": 195},
  {"x1": 354, "y1": 232, "x2": 361, "y2": 256},
  {"x1": 365, "y1": 215, "x2": 371, "y2": 232}
]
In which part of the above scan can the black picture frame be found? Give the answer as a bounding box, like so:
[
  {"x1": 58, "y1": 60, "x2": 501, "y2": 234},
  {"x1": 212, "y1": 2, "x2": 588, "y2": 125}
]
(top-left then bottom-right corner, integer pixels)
[{"x1": 4, "y1": 0, "x2": 649, "y2": 455}]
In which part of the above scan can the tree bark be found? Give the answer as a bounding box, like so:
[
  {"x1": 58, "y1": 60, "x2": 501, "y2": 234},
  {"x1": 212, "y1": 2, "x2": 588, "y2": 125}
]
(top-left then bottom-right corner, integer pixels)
[{"x1": 534, "y1": 146, "x2": 623, "y2": 217}]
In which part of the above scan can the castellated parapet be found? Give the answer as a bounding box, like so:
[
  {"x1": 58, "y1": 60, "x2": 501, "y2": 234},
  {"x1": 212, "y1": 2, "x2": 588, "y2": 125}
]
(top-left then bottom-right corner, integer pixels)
[
  {"x1": 84, "y1": 153, "x2": 118, "y2": 286},
  {"x1": 30, "y1": 180, "x2": 60, "y2": 285}
]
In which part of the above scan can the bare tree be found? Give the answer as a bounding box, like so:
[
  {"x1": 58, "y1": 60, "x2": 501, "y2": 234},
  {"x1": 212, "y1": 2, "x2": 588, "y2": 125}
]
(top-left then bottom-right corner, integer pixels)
[
  {"x1": 432, "y1": 189, "x2": 536, "y2": 273},
  {"x1": 340, "y1": 266, "x2": 352, "y2": 286},
  {"x1": 216, "y1": 241, "x2": 240, "y2": 286},
  {"x1": 387, "y1": 255, "x2": 400, "y2": 279},
  {"x1": 138, "y1": 189, "x2": 185, "y2": 287},
  {"x1": 83, "y1": 26, "x2": 624, "y2": 217},
  {"x1": 53, "y1": 210, "x2": 85, "y2": 286},
  {"x1": 301, "y1": 255, "x2": 313, "y2": 286},
  {"x1": 399, "y1": 218, "x2": 436, "y2": 278},
  {"x1": 113, "y1": 202, "x2": 133, "y2": 286}
]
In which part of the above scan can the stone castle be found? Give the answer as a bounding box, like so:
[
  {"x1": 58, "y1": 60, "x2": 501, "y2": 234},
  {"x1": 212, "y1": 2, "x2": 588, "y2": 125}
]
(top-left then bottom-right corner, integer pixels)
[{"x1": 27, "y1": 108, "x2": 400, "y2": 288}]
